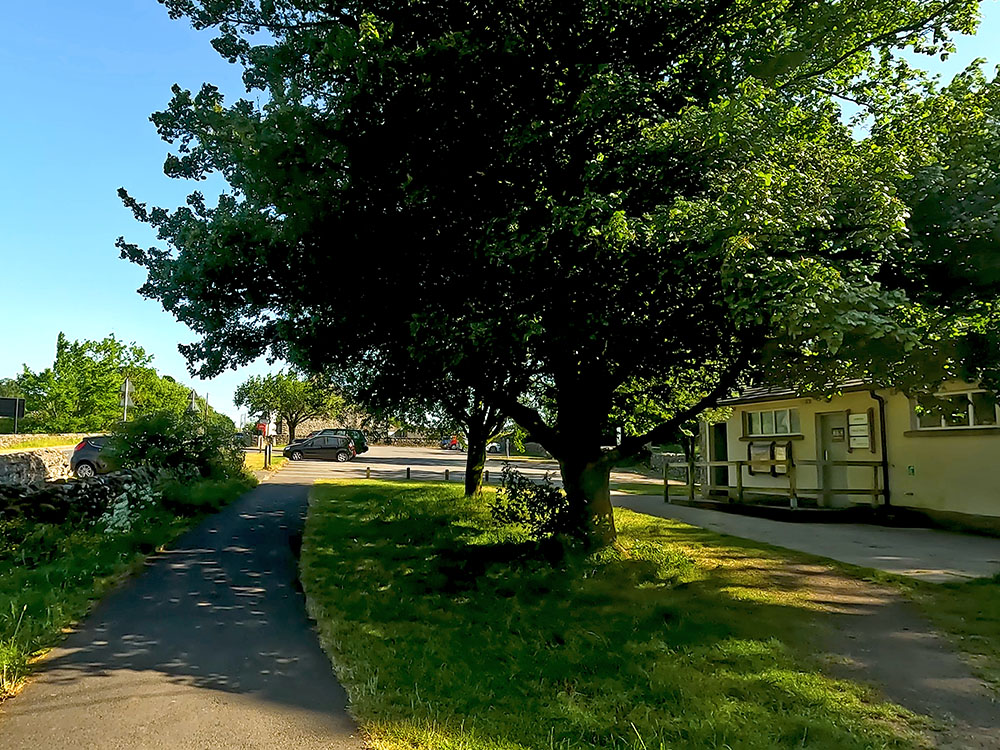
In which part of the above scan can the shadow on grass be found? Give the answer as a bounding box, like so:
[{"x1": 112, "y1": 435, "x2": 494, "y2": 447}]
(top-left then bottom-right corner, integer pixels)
[{"x1": 302, "y1": 481, "x2": 923, "y2": 750}]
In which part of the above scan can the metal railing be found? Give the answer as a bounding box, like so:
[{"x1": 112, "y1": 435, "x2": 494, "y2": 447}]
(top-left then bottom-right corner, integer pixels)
[{"x1": 667, "y1": 458, "x2": 885, "y2": 510}]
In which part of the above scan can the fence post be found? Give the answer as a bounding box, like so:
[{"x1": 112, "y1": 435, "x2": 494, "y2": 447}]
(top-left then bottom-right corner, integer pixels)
[
  {"x1": 788, "y1": 459, "x2": 797, "y2": 510},
  {"x1": 445, "y1": 469, "x2": 450, "y2": 481},
  {"x1": 406, "y1": 467, "x2": 411, "y2": 480},
  {"x1": 663, "y1": 462, "x2": 670, "y2": 504},
  {"x1": 736, "y1": 461, "x2": 744, "y2": 503},
  {"x1": 366, "y1": 466, "x2": 371, "y2": 479},
  {"x1": 264, "y1": 443, "x2": 272, "y2": 470},
  {"x1": 484, "y1": 469, "x2": 489, "y2": 483},
  {"x1": 687, "y1": 461, "x2": 696, "y2": 503}
]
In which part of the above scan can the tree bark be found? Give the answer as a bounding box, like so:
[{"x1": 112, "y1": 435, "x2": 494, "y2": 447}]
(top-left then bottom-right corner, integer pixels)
[
  {"x1": 287, "y1": 418, "x2": 298, "y2": 444},
  {"x1": 559, "y1": 454, "x2": 615, "y2": 545},
  {"x1": 463, "y1": 403, "x2": 492, "y2": 497}
]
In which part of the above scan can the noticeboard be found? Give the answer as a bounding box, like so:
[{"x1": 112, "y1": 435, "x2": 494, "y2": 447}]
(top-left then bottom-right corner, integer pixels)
[{"x1": 0, "y1": 398, "x2": 25, "y2": 419}]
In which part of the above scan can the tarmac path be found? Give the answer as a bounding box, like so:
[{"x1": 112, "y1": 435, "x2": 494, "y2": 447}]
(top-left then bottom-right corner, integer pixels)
[{"x1": 0, "y1": 462, "x2": 361, "y2": 750}]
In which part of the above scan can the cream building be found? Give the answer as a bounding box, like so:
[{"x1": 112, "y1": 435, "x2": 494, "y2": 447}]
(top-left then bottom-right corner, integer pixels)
[{"x1": 705, "y1": 381, "x2": 1000, "y2": 530}]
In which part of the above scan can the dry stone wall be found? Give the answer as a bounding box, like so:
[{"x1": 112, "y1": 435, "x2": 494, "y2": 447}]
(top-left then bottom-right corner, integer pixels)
[{"x1": 0, "y1": 449, "x2": 73, "y2": 485}]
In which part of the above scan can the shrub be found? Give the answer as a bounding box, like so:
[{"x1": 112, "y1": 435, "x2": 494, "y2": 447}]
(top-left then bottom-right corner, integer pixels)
[
  {"x1": 489, "y1": 464, "x2": 580, "y2": 540},
  {"x1": 111, "y1": 411, "x2": 245, "y2": 480}
]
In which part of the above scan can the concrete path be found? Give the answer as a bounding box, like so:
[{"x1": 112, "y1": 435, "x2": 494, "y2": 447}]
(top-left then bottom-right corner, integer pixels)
[
  {"x1": 614, "y1": 494, "x2": 1000, "y2": 582},
  {"x1": 0, "y1": 463, "x2": 362, "y2": 750}
]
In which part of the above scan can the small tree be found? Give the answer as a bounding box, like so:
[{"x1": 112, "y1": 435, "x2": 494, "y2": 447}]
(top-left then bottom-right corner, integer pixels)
[{"x1": 234, "y1": 371, "x2": 342, "y2": 444}]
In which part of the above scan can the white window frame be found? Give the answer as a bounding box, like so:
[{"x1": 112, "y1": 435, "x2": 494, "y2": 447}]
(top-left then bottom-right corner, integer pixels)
[
  {"x1": 745, "y1": 407, "x2": 800, "y2": 437},
  {"x1": 912, "y1": 389, "x2": 1000, "y2": 430}
]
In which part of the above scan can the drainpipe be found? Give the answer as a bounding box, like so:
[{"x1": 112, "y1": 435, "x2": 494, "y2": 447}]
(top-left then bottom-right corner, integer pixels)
[{"x1": 869, "y1": 390, "x2": 891, "y2": 508}]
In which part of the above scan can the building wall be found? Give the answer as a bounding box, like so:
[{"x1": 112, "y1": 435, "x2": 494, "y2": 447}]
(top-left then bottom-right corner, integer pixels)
[
  {"x1": 718, "y1": 391, "x2": 884, "y2": 507},
  {"x1": 716, "y1": 385, "x2": 1000, "y2": 519}
]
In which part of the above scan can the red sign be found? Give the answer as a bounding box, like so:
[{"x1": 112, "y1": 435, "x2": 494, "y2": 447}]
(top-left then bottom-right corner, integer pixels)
[{"x1": 256, "y1": 422, "x2": 268, "y2": 436}]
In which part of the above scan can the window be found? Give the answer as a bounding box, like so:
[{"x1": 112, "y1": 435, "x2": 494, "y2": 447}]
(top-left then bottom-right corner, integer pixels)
[
  {"x1": 914, "y1": 390, "x2": 1000, "y2": 430},
  {"x1": 746, "y1": 407, "x2": 800, "y2": 436}
]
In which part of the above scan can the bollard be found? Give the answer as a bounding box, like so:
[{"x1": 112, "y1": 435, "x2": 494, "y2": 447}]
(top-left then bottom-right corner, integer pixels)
[
  {"x1": 484, "y1": 469, "x2": 489, "y2": 483},
  {"x1": 445, "y1": 469, "x2": 450, "y2": 481},
  {"x1": 406, "y1": 467, "x2": 411, "y2": 479},
  {"x1": 366, "y1": 466, "x2": 371, "y2": 479}
]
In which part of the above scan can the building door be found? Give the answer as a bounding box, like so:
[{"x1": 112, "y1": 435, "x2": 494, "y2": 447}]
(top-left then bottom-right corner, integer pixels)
[
  {"x1": 818, "y1": 412, "x2": 849, "y2": 507},
  {"x1": 711, "y1": 423, "x2": 729, "y2": 491}
]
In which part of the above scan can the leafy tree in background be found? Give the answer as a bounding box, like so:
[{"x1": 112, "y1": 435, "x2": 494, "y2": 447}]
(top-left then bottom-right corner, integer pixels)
[
  {"x1": 234, "y1": 371, "x2": 342, "y2": 444},
  {"x1": 120, "y1": 0, "x2": 1000, "y2": 543},
  {"x1": 11, "y1": 333, "x2": 223, "y2": 433}
]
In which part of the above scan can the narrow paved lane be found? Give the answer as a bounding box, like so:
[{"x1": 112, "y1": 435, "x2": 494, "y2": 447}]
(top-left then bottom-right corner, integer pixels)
[{"x1": 0, "y1": 463, "x2": 361, "y2": 750}]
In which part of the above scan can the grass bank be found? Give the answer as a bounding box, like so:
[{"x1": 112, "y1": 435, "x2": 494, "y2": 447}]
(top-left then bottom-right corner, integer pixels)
[
  {"x1": 243, "y1": 451, "x2": 288, "y2": 472},
  {"x1": 0, "y1": 436, "x2": 87, "y2": 453},
  {"x1": 0, "y1": 475, "x2": 254, "y2": 698},
  {"x1": 301, "y1": 480, "x2": 925, "y2": 750}
]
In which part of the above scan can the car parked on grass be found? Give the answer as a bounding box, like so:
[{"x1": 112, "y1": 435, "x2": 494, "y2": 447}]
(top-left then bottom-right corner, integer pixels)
[
  {"x1": 71, "y1": 436, "x2": 116, "y2": 478},
  {"x1": 283, "y1": 435, "x2": 356, "y2": 462},
  {"x1": 305, "y1": 428, "x2": 369, "y2": 454}
]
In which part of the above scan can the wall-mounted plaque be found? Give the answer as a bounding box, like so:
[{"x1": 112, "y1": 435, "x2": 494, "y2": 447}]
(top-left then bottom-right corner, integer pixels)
[
  {"x1": 848, "y1": 424, "x2": 869, "y2": 437},
  {"x1": 848, "y1": 413, "x2": 869, "y2": 425},
  {"x1": 849, "y1": 436, "x2": 870, "y2": 449}
]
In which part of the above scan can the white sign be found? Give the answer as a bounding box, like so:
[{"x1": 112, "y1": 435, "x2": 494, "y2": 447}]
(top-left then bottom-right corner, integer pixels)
[{"x1": 848, "y1": 413, "x2": 869, "y2": 425}]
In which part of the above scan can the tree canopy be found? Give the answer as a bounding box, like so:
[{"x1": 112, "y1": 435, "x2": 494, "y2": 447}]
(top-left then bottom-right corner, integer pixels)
[
  {"x1": 234, "y1": 370, "x2": 343, "y2": 443},
  {"x1": 120, "y1": 0, "x2": 1000, "y2": 541},
  {"x1": 9, "y1": 333, "x2": 223, "y2": 434}
]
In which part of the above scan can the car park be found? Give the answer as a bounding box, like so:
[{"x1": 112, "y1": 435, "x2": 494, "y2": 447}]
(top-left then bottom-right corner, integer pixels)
[
  {"x1": 305, "y1": 428, "x2": 369, "y2": 454},
  {"x1": 283, "y1": 435, "x2": 356, "y2": 462},
  {"x1": 71, "y1": 436, "x2": 116, "y2": 478}
]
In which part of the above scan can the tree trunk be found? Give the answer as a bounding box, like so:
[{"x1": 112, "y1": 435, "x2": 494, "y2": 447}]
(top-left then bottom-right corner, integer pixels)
[
  {"x1": 287, "y1": 419, "x2": 298, "y2": 444},
  {"x1": 559, "y1": 455, "x2": 616, "y2": 545},
  {"x1": 464, "y1": 413, "x2": 490, "y2": 497}
]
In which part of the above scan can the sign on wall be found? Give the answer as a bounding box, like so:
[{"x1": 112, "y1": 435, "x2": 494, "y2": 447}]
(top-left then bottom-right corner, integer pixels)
[{"x1": 846, "y1": 410, "x2": 874, "y2": 451}]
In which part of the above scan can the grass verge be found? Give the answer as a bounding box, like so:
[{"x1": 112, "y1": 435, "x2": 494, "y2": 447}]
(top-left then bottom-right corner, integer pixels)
[
  {"x1": 243, "y1": 451, "x2": 288, "y2": 472},
  {"x1": 0, "y1": 436, "x2": 87, "y2": 453},
  {"x1": 301, "y1": 480, "x2": 927, "y2": 750},
  {"x1": 0, "y1": 475, "x2": 255, "y2": 698}
]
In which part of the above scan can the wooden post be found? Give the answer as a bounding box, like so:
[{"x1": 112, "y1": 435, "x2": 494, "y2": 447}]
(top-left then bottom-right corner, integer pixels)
[
  {"x1": 788, "y1": 459, "x2": 797, "y2": 510},
  {"x1": 406, "y1": 467, "x2": 411, "y2": 479},
  {"x1": 445, "y1": 469, "x2": 450, "y2": 481},
  {"x1": 484, "y1": 470, "x2": 489, "y2": 483},
  {"x1": 736, "y1": 461, "x2": 744, "y2": 503},
  {"x1": 663, "y1": 462, "x2": 670, "y2": 504},
  {"x1": 366, "y1": 466, "x2": 371, "y2": 479},
  {"x1": 687, "y1": 453, "x2": 696, "y2": 503}
]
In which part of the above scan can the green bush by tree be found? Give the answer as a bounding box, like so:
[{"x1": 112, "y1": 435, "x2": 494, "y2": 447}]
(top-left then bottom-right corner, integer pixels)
[{"x1": 110, "y1": 411, "x2": 245, "y2": 481}]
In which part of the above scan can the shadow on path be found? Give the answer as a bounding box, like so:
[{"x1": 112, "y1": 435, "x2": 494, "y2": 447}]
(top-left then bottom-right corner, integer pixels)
[{"x1": 0, "y1": 472, "x2": 361, "y2": 750}]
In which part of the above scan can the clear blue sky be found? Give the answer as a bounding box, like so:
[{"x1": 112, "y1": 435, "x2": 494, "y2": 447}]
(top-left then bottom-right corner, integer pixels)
[{"x1": 1, "y1": 1, "x2": 998, "y2": 423}]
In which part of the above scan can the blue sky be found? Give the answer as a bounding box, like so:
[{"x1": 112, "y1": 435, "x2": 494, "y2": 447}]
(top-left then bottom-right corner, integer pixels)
[{"x1": 1, "y1": 1, "x2": 998, "y2": 422}]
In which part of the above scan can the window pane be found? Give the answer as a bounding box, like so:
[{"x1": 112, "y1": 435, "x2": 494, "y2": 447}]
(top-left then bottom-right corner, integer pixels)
[
  {"x1": 915, "y1": 396, "x2": 946, "y2": 428},
  {"x1": 944, "y1": 395, "x2": 971, "y2": 427},
  {"x1": 749, "y1": 412, "x2": 760, "y2": 435},
  {"x1": 761, "y1": 411, "x2": 775, "y2": 435},
  {"x1": 774, "y1": 409, "x2": 790, "y2": 434},
  {"x1": 789, "y1": 409, "x2": 800, "y2": 433},
  {"x1": 971, "y1": 392, "x2": 997, "y2": 426}
]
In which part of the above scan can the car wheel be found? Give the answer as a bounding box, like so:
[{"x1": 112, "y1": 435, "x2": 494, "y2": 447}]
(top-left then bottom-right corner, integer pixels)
[
  {"x1": 336, "y1": 450, "x2": 350, "y2": 462},
  {"x1": 75, "y1": 462, "x2": 96, "y2": 479},
  {"x1": 291, "y1": 451, "x2": 304, "y2": 461}
]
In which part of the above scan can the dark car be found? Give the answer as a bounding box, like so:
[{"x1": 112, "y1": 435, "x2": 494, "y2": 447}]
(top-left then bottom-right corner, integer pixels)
[
  {"x1": 283, "y1": 435, "x2": 356, "y2": 462},
  {"x1": 305, "y1": 428, "x2": 369, "y2": 454},
  {"x1": 71, "y1": 436, "x2": 116, "y2": 478}
]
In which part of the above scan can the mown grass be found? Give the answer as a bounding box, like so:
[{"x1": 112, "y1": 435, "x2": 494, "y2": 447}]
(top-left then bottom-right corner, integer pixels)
[
  {"x1": 301, "y1": 480, "x2": 927, "y2": 750},
  {"x1": 0, "y1": 436, "x2": 88, "y2": 453},
  {"x1": 0, "y1": 476, "x2": 254, "y2": 698},
  {"x1": 243, "y1": 451, "x2": 288, "y2": 472}
]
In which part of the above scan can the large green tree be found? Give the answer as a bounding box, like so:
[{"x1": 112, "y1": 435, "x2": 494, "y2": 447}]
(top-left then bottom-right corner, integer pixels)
[
  {"x1": 234, "y1": 370, "x2": 342, "y2": 443},
  {"x1": 13, "y1": 333, "x2": 212, "y2": 433},
  {"x1": 120, "y1": 0, "x2": 1000, "y2": 542}
]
